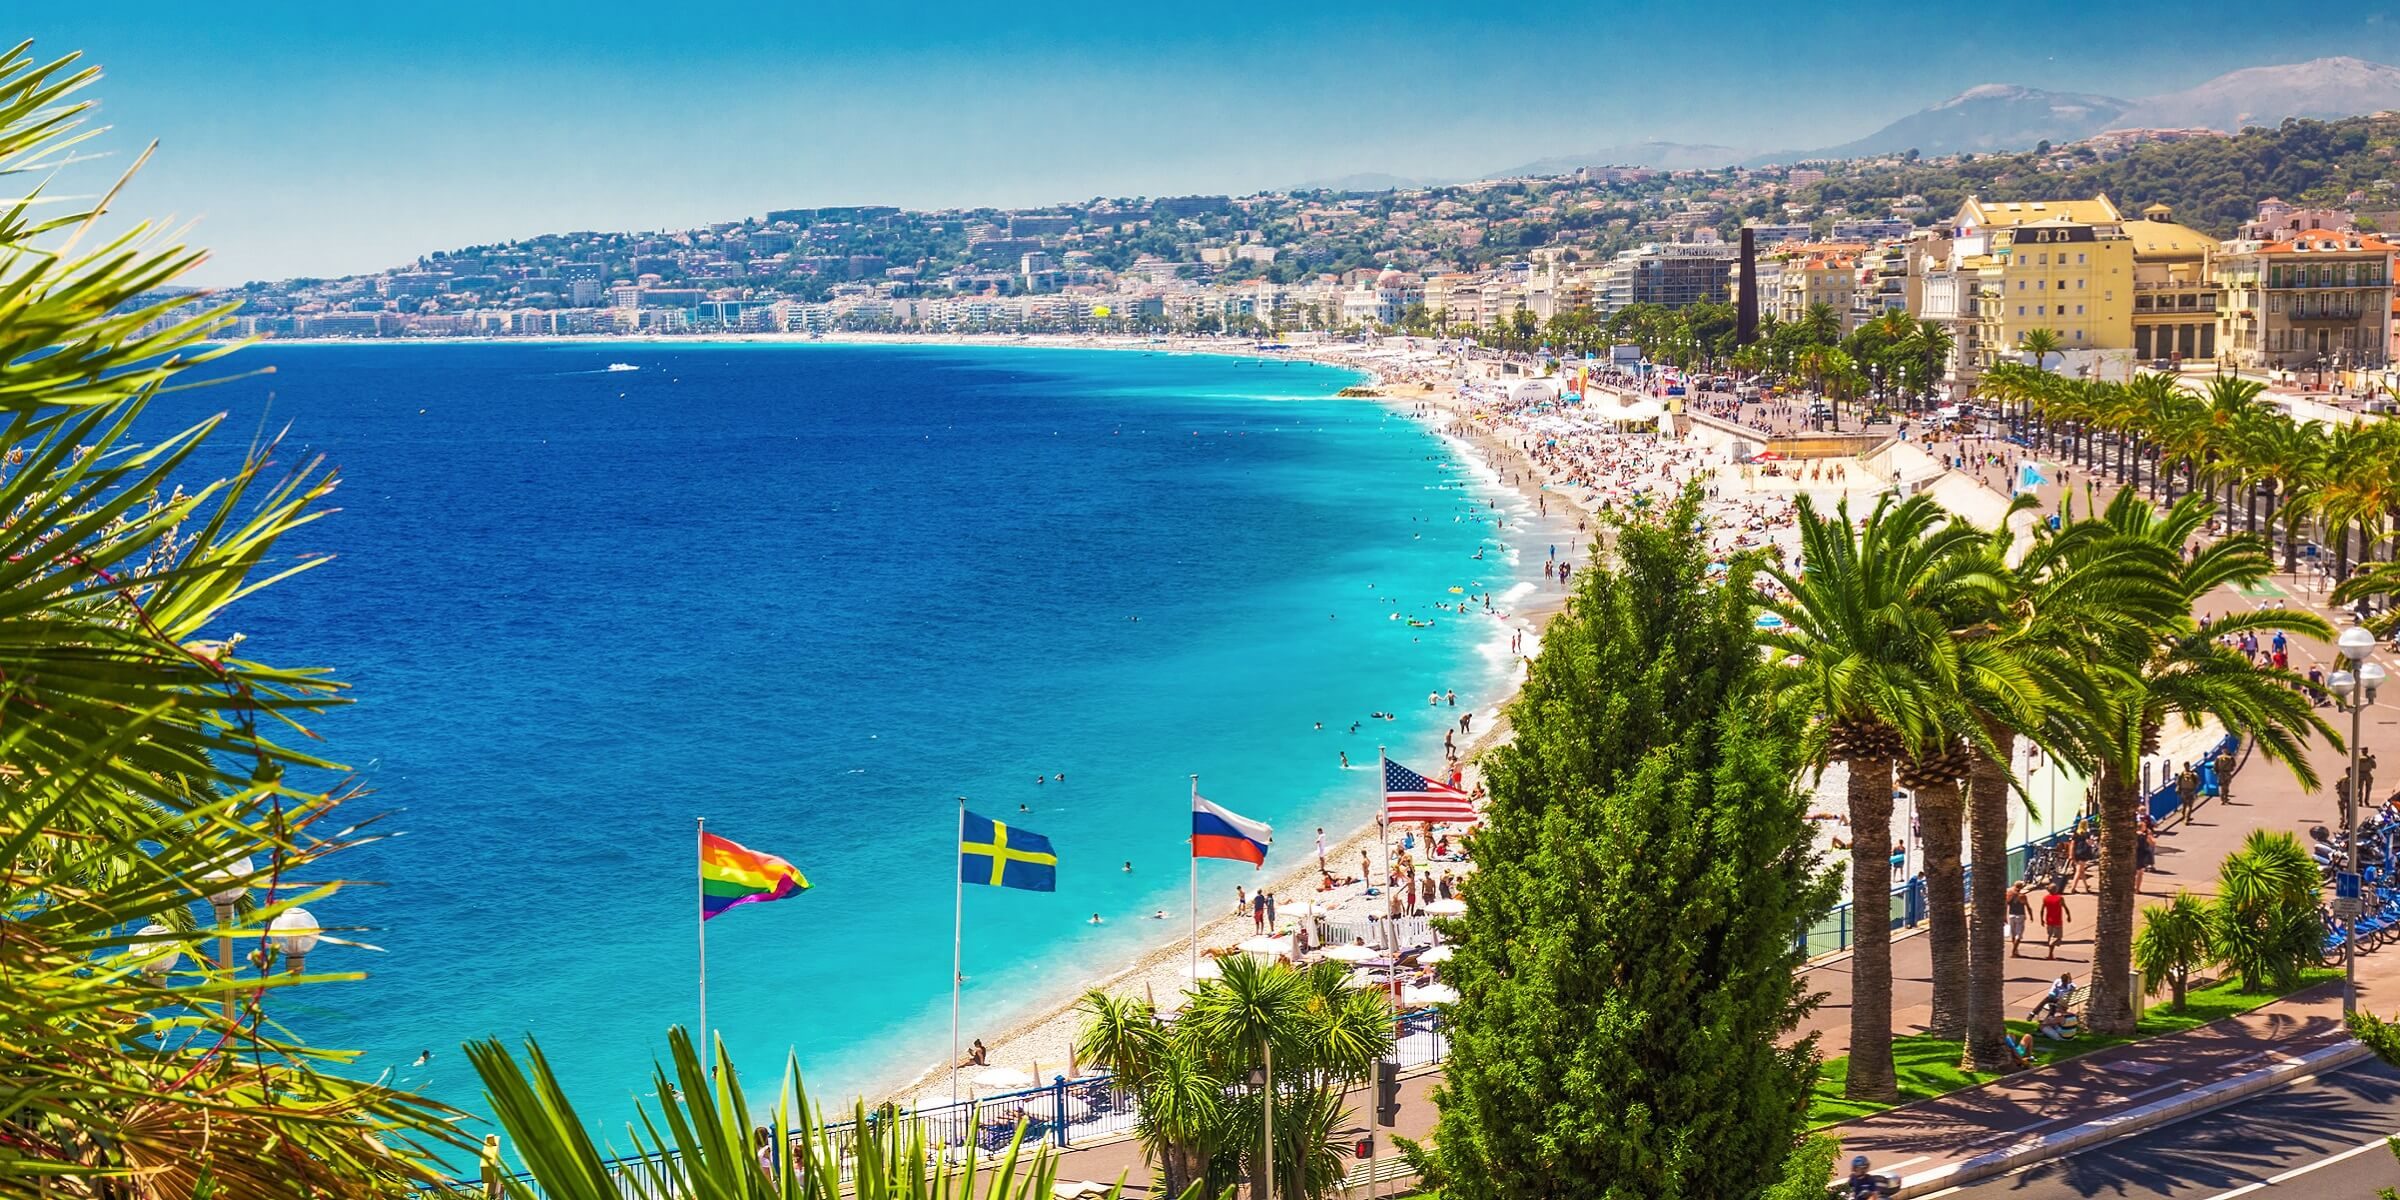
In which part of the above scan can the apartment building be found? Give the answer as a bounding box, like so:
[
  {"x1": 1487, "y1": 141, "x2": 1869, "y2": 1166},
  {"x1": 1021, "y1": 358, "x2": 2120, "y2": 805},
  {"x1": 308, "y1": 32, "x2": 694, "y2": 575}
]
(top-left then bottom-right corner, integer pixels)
[
  {"x1": 2121, "y1": 204, "x2": 2222, "y2": 363},
  {"x1": 2217, "y1": 230, "x2": 2395, "y2": 370}
]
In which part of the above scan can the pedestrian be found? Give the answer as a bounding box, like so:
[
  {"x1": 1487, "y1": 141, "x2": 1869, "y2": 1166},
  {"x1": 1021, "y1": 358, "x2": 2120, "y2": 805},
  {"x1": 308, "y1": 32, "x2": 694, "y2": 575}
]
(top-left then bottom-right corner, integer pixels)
[
  {"x1": 2068, "y1": 825, "x2": 2097, "y2": 892},
  {"x1": 1251, "y1": 889, "x2": 1267, "y2": 933},
  {"x1": 2005, "y1": 881, "x2": 2030, "y2": 957},
  {"x1": 1265, "y1": 892, "x2": 1278, "y2": 928},
  {"x1": 1235, "y1": 885, "x2": 1246, "y2": 915},
  {"x1": 2177, "y1": 764, "x2": 2201, "y2": 813},
  {"x1": 1316, "y1": 827, "x2": 1328, "y2": 871},
  {"x1": 2135, "y1": 812, "x2": 2157, "y2": 892},
  {"x1": 2041, "y1": 883, "x2": 2071, "y2": 960}
]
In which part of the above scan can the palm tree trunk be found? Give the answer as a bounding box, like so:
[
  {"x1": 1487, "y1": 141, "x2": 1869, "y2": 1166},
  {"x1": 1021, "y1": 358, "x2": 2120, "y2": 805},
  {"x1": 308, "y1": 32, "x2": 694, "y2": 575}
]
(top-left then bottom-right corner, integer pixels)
[
  {"x1": 1845, "y1": 758, "x2": 1899, "y2": 1102},
  {"x1": 1961, "y1": 750, "x2": 2016, "y2": 1072},
  {"x1": 1919, "y1": 776, "x2": 1968, "y2": 1040},
  {"x1": 2087, "y1": 764, "x2": 2142, "y2": 1036}
]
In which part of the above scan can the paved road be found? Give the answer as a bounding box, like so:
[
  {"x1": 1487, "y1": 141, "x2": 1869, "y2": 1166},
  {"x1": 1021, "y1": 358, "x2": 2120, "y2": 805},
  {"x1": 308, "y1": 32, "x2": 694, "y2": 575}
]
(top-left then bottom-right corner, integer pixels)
[{"x1": 1929, "y1": 1057, "x2": 2400, "y2": 1199}]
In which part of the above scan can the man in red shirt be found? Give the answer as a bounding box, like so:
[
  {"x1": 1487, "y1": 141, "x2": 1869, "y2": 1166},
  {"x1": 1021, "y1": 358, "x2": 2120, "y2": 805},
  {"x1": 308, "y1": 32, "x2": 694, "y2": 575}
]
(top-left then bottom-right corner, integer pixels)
[{"x1": 2041, "y1": 883, "x2": 2072, "y2": 960}]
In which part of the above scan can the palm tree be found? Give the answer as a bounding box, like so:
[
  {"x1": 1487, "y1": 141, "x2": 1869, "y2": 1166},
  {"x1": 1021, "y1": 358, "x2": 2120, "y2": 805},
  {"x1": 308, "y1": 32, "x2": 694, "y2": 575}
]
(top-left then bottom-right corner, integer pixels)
[
  {"x1": 2064, "y1": 491, "x2": 2335, "y2": 1034},
  {"x1": 468, "y1": 1028, "x2": 1168, "y2": 1200},
  {"x1": 1941, "y1": 501, "x2": 2180, "y2": 1070},
  {"x1": 2017, "y1": 327, "x2": 2063, "y2": 370},
  {"x1": 1092, "y1": 956, "x2": 1391, "y2": 1200},
  {"x1": 1763, "y1": 494, "x2": 2000, "y2": 1100},
  {"x1": 0, "y1": 41, "x2": 468, "y2": 1193}
]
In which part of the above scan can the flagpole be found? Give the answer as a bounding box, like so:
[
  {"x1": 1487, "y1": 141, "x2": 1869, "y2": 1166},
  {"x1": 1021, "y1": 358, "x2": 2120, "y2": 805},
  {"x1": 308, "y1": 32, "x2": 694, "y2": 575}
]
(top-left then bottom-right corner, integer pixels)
[
  {"x1": 951, "y1": 795, "x2": 966, "y2": 1111},
  {"x1": 1189, "y1": 774, "x2": 1200, "y2": 990},
  {"x1": 1377, "y1": 748, "x2": 1392, "y2": 952},
  {"x1": 696, "y1": 816, "x2": 709, "y2": 1056}
]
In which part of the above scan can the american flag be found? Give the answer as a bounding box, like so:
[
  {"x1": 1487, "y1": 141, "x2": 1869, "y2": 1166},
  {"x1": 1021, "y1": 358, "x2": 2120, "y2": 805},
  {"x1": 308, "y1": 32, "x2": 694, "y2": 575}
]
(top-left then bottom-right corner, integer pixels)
[{"x1": 1383, "y1": 756, "x2": 1477, "y2": 823}]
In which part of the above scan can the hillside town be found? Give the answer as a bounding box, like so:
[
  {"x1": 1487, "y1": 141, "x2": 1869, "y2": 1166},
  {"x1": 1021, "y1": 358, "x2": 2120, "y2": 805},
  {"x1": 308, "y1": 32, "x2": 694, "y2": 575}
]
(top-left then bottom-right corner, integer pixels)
[{"x1": 212, "y1": 116, "x2": 2400, "y2": 395}]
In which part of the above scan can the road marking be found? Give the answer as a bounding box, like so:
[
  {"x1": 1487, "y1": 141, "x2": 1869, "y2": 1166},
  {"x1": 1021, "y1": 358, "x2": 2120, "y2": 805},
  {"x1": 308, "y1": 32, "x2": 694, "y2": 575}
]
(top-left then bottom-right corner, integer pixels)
[
  {"x1": 2195, "y1": 1131, "x2": 2400, "y2": 1200},
  {"x1": 1878, "y1": 1155, "x2": 1931, "y2": 1172},
  {"x1": 2263, "y1": 1132, "x2": 2399, "y2": 1183},
  {"x1": 1920, "y1": 1188, "x2": 1960, "y2": 1199}
]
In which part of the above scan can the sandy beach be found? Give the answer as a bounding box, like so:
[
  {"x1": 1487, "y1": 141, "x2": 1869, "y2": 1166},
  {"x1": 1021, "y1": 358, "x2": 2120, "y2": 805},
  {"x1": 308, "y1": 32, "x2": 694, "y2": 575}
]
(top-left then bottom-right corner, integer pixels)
[{"x1": 870, "y1": 349, "x2": 1595, "y2": 1106}]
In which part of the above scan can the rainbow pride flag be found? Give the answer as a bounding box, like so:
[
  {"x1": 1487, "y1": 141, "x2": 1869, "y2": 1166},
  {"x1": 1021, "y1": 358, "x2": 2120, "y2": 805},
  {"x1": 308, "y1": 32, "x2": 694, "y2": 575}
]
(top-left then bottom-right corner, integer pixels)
[{"x1": 700, "y1": 831, "x2": 809, "y2": 920}]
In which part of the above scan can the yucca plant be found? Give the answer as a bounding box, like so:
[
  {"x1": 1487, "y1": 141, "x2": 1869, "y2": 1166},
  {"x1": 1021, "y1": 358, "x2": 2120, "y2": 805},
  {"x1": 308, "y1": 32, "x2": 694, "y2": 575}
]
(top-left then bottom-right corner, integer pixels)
[
  {"x1": 467, "y1": 1028, "x2": 1209, "y2": 1200},
  {"x1": 0, "y1": 38, "x2": 467, "y2": 1196},
  {"x1": 2134, "y1": 891, "x2": 2215, "y2": 1012}
]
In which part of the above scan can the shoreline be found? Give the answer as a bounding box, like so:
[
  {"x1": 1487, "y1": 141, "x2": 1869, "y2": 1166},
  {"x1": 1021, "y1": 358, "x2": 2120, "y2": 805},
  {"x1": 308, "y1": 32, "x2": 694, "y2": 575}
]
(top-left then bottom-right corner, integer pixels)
[{"x1": 878, "y1": 368, "x2": 1597, "y2": 1107}]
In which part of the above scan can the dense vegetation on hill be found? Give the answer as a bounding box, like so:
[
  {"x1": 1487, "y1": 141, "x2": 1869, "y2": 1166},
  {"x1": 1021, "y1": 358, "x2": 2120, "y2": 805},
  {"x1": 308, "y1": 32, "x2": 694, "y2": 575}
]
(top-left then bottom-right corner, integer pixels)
[{"x1": 1809, "y1": 115, "x2": 2400, "y2": 235}]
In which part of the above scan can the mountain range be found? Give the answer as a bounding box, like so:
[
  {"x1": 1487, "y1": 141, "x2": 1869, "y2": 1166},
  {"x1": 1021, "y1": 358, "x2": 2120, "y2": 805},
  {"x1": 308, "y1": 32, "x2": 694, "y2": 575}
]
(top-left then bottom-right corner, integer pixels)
[{"x1": 1303, "y1": 57, "x2": 2400, "y2": 189}]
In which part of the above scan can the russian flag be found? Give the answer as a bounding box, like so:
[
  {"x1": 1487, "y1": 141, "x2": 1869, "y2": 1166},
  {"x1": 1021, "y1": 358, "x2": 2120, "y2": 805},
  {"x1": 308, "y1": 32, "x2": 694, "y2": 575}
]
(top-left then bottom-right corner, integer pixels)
[{"x1": 1192, "y1": 795, "x2": 1272, "y2": 867}]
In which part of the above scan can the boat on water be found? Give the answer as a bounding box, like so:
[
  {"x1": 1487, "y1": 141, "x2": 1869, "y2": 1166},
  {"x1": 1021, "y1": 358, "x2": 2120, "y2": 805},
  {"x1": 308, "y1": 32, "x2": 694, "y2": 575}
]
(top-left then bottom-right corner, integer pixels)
[{"x1": 606, "y1": 362, "x2": 639, "y2": 372}]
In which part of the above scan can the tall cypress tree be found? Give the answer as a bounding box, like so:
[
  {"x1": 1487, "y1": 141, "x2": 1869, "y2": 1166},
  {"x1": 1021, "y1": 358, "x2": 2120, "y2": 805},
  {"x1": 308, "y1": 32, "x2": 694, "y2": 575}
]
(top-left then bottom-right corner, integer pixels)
[{"x1": 1424, "y1": 490, "x2": 1835, "y2": 1200}]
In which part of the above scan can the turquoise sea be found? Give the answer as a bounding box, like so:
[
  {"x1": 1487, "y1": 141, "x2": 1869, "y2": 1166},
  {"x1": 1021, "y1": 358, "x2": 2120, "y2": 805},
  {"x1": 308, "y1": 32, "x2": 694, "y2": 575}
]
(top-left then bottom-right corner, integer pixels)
[{"x1": 182, "y1": 342, "x2": 1554, "y2": 1134}]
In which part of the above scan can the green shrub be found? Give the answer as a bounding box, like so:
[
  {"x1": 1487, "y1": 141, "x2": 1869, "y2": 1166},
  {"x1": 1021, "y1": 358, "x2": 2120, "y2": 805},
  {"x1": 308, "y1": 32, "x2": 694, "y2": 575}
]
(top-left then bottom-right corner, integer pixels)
[
  {"x1": 2208, "y1": 830, "x2": 2322, "y2": 992},
  {"x1": 2135, "y1": 891, "x2": 2215, "y2": 1011}
]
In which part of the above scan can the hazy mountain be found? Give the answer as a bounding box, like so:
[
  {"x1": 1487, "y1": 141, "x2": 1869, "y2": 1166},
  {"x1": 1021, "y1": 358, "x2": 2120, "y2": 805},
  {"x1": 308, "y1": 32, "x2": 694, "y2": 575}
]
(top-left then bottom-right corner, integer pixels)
[
  {"x1": 1764, "y1": 84, "x2": 2131, "y2": 163},
  {"x1": 1302, "y1": 57, "x2": 2400, "y2": 191},
  {"x1": 2118, "y1": 57, "x2": 2400, "y2": 131},
  {"x1": 1493, "y1": 141, "x2": 1747, "y2": 175}
]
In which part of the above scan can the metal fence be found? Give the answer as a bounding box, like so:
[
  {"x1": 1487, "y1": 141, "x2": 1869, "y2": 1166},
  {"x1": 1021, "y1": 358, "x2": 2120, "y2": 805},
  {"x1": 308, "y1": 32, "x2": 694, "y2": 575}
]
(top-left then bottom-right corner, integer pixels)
[{"x1": 1798, "y1": 733, "x2": 2241, "y2": 958}]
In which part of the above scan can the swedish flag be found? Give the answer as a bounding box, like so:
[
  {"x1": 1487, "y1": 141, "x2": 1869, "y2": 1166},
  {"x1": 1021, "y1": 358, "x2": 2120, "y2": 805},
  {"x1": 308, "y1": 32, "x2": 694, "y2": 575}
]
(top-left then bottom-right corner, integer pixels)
[{"x1": 960, "y1": 811, "x2": 1057, "y2": 892}]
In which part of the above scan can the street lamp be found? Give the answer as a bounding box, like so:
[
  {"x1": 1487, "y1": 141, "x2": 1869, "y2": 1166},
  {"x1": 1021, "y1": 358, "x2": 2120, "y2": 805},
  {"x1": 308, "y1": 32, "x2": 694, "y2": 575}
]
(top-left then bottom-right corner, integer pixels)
[
  {"x1": 267, "y1": 907, "x2": 323, "y2": 976},
  {"x1": 130, "y1": 922, "x2": 180, "y2": 983},
  {"x1": 2335, "y1": 625, "x2": 2385, "y2": 1014},
  {"x1": 198, "y1": 856, "x2": 252, "y2": 1026}
]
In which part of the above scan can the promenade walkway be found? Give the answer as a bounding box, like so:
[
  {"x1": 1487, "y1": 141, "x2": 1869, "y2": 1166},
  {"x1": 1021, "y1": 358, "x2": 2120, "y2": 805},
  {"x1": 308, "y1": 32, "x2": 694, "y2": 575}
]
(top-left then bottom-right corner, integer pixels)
[{"x1": 1032, "y1": 438, "x2": 2399, "y2": 1195}]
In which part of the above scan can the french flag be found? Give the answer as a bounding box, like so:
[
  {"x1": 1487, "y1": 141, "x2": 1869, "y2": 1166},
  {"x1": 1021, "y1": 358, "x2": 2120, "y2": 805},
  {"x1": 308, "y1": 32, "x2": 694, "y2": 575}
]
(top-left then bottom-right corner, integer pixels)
[{"x1": 1192, "y1": 795, "x2": 1273, "y2": 867}]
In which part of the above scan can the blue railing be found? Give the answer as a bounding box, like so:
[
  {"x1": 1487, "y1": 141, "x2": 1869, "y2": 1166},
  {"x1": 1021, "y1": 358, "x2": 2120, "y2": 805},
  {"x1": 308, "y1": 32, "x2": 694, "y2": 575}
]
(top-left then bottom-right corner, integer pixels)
[
  {"x1": 438, "y1": 1006, "x2": 1453, "y2": 1193},
  {"x1": 1799, "y1": 734, "x2": 2241, "y2": 958}
]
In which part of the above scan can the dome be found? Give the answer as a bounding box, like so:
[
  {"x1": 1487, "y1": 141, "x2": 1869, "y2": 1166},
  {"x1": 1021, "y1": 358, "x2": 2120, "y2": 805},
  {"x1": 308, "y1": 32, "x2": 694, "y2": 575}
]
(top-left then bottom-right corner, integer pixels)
[{"x1": 1375, "y1": 266, "x2": 1405, "y2": 288}]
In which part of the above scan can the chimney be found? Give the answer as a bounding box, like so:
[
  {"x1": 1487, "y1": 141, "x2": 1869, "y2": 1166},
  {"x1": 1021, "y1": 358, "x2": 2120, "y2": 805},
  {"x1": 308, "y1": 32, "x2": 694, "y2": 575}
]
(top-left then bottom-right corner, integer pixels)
[{"x1": 1736, "y1": 226, "x2": 1759, "y2": 345}]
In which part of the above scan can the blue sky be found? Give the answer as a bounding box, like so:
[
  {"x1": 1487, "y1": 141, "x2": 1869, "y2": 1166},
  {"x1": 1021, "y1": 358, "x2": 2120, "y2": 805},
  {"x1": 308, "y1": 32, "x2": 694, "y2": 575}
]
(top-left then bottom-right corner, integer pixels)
[{"x1": 22, "y1": 4, "x2": 2400, "y2": 283}]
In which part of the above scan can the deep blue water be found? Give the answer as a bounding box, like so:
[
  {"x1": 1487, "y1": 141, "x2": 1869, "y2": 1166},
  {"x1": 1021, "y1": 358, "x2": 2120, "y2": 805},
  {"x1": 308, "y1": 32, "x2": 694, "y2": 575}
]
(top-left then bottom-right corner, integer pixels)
[{"x1": 168, "y1": 342, "x2": 1537, "y2": 1133}]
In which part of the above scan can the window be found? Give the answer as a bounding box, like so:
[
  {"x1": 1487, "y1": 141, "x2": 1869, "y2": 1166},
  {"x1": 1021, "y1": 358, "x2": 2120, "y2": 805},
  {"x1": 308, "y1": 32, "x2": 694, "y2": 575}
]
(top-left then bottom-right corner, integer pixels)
[
  {"x1": 2269, "y1": 295, "x2": 2283, "y2": 313},
  {"x1": 2076, "y1": 305, "x2": 2085, "y2": 315},
  {"x1": 2077, "y1": 279, "x2": 2086, "y2": 289},
  {"x1": 2017, "y1": 305, "x2": 2026, "y2": 316},
  {"x1": 2078, "y1": 253, "x2": 2087, "y2": 264},
  {"x1": 2074, "y1": 329, "x2": 2084, "y2": 340},
  {"x1": 2037, "y1": 305, "x2": 2046, "y2": 316},
  {"x1": 2037, "y1": 253, "x2": 2048, "y2": 266},
  {"x1": 2038, "y1": 279, "x2": 2047, "y2": 290}
]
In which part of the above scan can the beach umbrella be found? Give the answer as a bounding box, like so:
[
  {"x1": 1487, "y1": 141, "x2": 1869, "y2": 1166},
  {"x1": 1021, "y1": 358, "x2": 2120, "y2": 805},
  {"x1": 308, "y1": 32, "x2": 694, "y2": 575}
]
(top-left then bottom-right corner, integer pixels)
[
  {"x1": 1403, "y1": 982, "x2": 1460, "y2": 1006},
  {"x1": 1182, "y1": 957, "x2": 1223, "y2": 980},
  {"x1": 1754, "y1": 613, "x2": 1785, "y2": 629},
  {"x1": 1423, "y1": 898, "x2": 1468, "y2": 916},
  {"x1": 1283, "y1": 899, "x2": 1335, "y2": 918},
  {"x1": 971, "y1": 1066, "x2": 1034, "y2": 1092},
  {"x1": 1420, "y1": 945, "x2": 1455, "y2": 963},
  {"x1": 1237, "y1": 935, "x2": 1293, "y2": 958},
  {"x1": 1319, "y1": 943, "x2": 1378, "y2": 963}
]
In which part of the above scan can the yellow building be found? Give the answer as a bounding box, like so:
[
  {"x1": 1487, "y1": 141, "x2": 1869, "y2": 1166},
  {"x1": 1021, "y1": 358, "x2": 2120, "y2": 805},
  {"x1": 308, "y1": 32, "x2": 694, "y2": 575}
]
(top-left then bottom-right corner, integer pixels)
[
  {"x1": 1951, "y1": 195, "x2": 2134, "y2": 370},
  {"x1": 2120, "y1": 203, "x2": 2222, "y2": 364}
]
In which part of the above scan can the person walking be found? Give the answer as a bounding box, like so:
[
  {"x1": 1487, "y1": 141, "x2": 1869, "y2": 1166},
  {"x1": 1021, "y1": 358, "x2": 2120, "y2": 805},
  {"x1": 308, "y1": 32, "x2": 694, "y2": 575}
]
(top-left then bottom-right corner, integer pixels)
[
  {"x1": 1251, "y1": 889, "x2": 1268, "y2": 934},
  {"x1": 2068, "y1": 824, "x2": 2097, "y2": 893},
  {"x1": 2040, "y1": 883, "x2": 2071, "y2": 960},
  {"x1": 2005, "y1": 881, "x2": 2030, "y2": 957},
  {"x1": 2177, "y1": 763, "x2": 2201, "y2": 813}
]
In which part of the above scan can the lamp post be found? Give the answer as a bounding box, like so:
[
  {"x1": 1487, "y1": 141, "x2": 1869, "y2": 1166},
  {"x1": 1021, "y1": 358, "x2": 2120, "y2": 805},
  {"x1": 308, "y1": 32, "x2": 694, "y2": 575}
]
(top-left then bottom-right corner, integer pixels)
[
  {"x1": 2333, "y1": 625, "x2": 2385, "y2": 1014},
  {"x1": 268, "y1": 907, "x2": 322, "y2": 976},
  {"x1": 131, "y1": 922, "x2": 180, "y2": 983},
  {"x1": 198, "y1": 856, "x2": 252, "y2": 1027}
]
